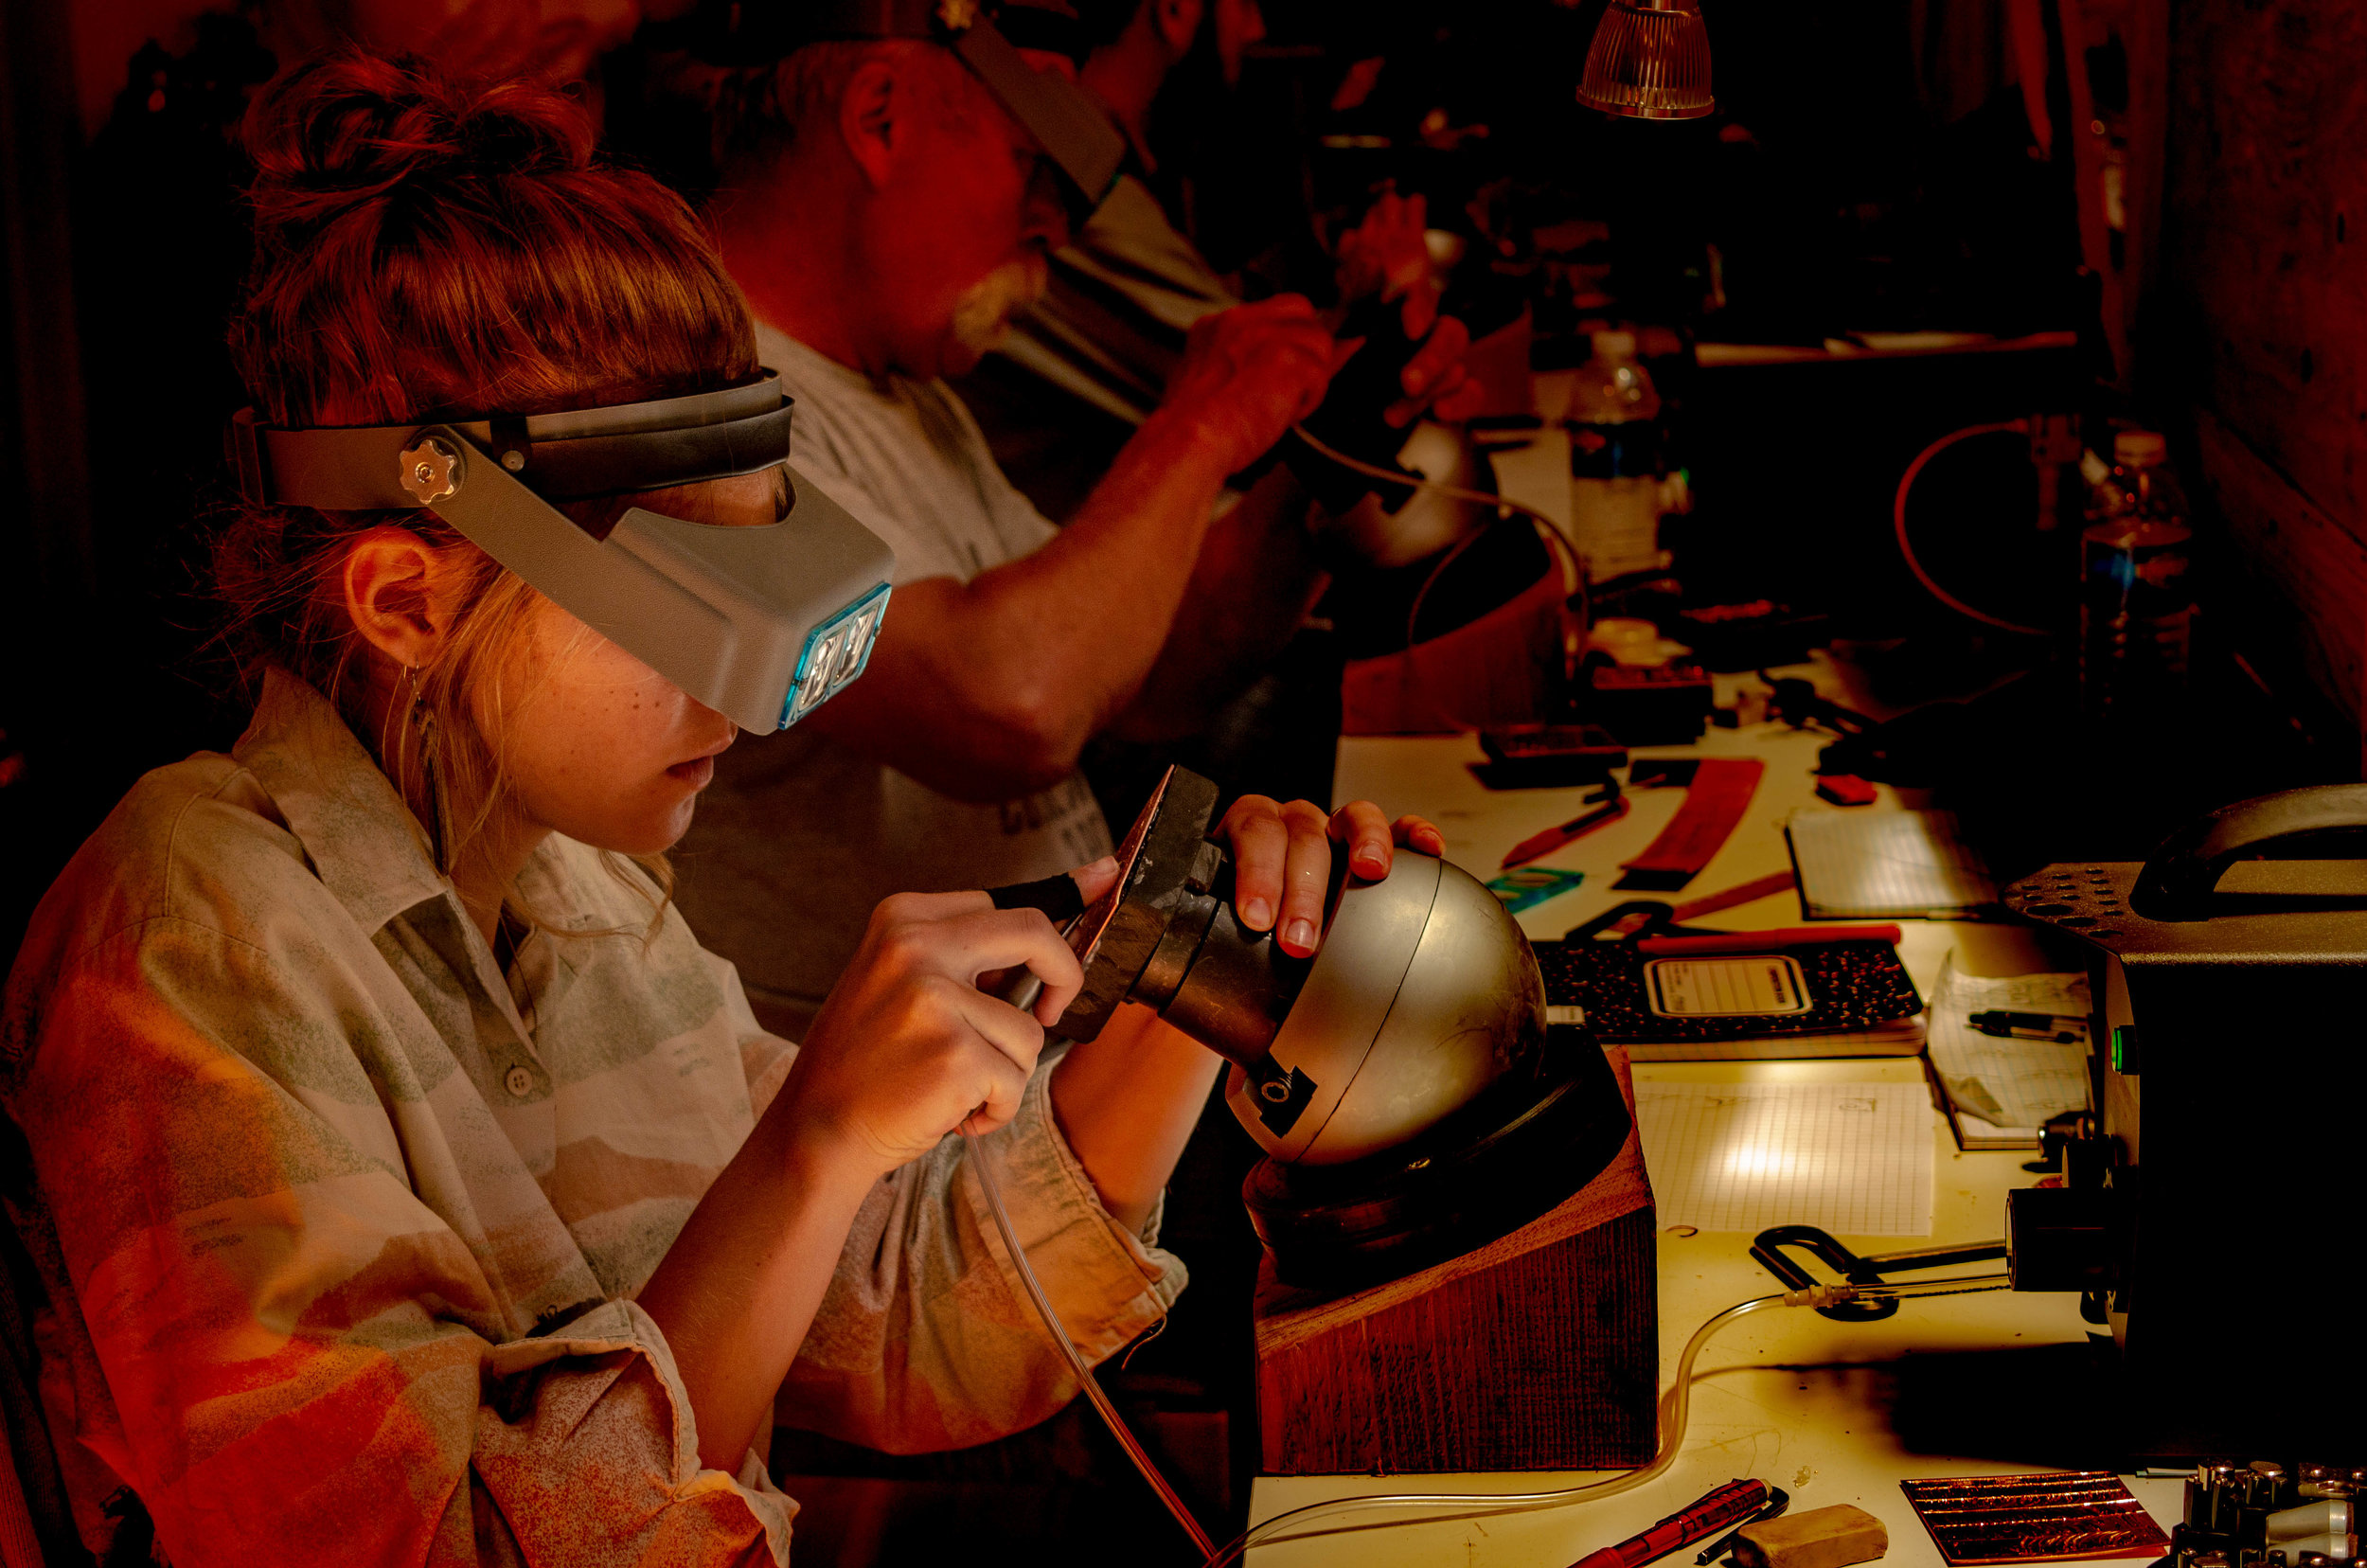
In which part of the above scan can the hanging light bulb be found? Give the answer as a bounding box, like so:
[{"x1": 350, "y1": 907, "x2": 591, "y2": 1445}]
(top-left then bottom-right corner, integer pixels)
[{"x1": 1578, "y1": 0, "x2": 1715, "y2": 121}]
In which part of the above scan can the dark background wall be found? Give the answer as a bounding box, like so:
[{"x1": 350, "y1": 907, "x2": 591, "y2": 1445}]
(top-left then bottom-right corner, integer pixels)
[
  {"x1": 2159, "y1": 0, "x2": 2367, "y2": 753},
  {"x1": 2, "y1": 0, "x2": 100, "y2": 967}
]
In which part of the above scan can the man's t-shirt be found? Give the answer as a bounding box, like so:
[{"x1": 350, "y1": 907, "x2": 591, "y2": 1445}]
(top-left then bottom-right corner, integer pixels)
[{"x1": 672, "y1": 323, "x2": 1113, "y2": 1037}]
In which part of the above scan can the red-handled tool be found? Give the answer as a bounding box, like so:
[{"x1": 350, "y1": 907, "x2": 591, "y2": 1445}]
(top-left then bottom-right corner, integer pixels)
[
  {"x1": 1636, "y1": 925, "x2": 1903, "y2": 955},
  {"x1": 1670, "y1": 869, "x2": 1798, "y2": 922},
  {"x1": 1501, "y1": 796, "x2": 1632, "y2": 869},
  {"x1": 1567, "y1": 1478, "x2": 1772, "y2": 1568}
]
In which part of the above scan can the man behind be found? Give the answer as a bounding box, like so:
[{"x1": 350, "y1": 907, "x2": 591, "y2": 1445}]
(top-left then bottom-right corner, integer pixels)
[{"x1": 667, "y1": 14, "x2": 1470, "y2": 1036}]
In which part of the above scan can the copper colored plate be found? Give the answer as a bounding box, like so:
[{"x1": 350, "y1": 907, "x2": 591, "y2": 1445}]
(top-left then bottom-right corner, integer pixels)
[
  {"x1": 1899, "y1": 1470, "x2": 2170, "y2": 1565},
  {"x1": 1066, "y1": 767, "x2": 1169, "y2": 968}
]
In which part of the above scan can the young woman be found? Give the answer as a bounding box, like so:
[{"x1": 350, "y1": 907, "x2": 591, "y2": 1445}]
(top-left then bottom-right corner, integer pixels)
[{"x1": 0, "y1": 54, "x2": 1439, "y2": 1565}]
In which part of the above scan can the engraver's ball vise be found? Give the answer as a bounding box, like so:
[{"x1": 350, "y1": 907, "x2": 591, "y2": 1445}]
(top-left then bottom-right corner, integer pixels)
[
  {"x1": 1055, "y1": 769, "x2": 1547, "y2": 1167},
  {"x1": 1050, "y1": 768, "x2": 1634, "y2": 1291}
]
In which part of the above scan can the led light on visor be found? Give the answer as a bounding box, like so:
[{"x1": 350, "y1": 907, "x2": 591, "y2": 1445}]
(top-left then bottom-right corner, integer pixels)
[{"x1": 786, "y1": 582, "x2": 892, "y2": 725}]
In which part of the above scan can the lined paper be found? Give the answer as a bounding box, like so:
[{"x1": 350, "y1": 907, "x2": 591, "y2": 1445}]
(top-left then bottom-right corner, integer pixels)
[{"x1": 1633, "y1": 1081, "x2": 1934, "y2": 1235}]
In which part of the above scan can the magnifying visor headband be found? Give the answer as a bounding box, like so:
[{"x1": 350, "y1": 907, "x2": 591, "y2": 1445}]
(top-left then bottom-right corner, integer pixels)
[
  {"x1": 228, "y1": 371, "x2": 897, "y2": 736},
  {"x1": 700, "y1": 1, "x2": 1124, "y2": 216}
]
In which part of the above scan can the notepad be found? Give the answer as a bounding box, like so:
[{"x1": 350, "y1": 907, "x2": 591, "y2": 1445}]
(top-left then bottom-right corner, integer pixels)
[
  {"x1": 1537, "y1": 930, "x2": 1925, "y2": 1059},
  {"x1": 1786, "y1": 809, "x2": 1998, "y2": 920},
  {"x1": 1632, "y1": 1080, "x2": 1934, "y2": 1235}
]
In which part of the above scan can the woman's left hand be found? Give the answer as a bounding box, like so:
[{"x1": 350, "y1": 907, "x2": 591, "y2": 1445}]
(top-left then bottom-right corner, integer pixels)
[{"x1": 1216, "y1": 797, "x2": 1446, "y2": 958}]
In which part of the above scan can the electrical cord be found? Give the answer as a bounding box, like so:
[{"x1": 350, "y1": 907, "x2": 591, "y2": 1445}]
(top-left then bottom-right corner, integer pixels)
[
  {"x1": 968, "y1": 1116, "x2": 2009, "y2": 1568},
  {"x1": 1290, "y1": 421, "x2": 1574, "y2": 547},
  {"x1": 1892, "y1": 420, "x2": 2051, "y2": 637},
  {"x1": 1196, "y1": 1275, "x2": 2004, "y2": 1567},
  {"x1": 1290, "y1": 420, "x2": 1592, "y2": 733},
  {"x1": 961, "y1": 1119, "x2": 1219, "y2": 1558}
]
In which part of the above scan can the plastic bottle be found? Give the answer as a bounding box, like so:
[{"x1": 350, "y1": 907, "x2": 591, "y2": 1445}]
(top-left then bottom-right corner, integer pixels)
[
  {"x1": 1565, "y1": 330, "x2": 1665, "y2": 583},
  {"x1": 2078, "y1": 429, "x2": 2195, "y2": 723}
]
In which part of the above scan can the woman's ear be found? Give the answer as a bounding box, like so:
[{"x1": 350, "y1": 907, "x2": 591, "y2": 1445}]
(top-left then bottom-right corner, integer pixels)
[{"x1": 342, "y1": 526, "x2": 469, "y2": 670}]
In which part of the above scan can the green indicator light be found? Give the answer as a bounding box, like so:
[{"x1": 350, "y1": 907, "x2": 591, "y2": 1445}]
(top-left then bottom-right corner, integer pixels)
[{"x1": 2109, "y1": 1025, "x2": 2140, "y2": 1075}]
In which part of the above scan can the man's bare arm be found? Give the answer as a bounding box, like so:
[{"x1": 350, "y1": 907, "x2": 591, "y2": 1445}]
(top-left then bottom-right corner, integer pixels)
[
  {"x1": 802, "y1": 298, "x2": 1340, "y2": 801},
  {"x1": 801, "y1": 407, "x2": 1234, "y2": 797},
  {"x1": 1107, "y1": 465, "x2": 1329, "y2": 745}
]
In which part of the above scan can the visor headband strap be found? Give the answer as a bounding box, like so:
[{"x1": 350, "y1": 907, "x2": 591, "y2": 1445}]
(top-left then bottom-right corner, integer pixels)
[
  {"x1": 944, "y1": 14, "x2": 1122, "y2": 205},
  {"x1": 229, "y1": 385, "x2": 796, "y2": 510}
]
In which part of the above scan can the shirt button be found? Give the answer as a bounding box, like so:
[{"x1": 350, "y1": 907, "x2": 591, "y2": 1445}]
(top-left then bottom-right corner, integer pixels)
[{"x1": 505, "y1": 1066, "x2": 535, "y2": 1099}]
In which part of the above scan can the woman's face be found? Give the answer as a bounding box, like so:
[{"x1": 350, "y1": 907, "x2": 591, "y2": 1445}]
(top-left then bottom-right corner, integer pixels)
[{"x1": 477, "y1": 468, "x2": 783, "y2": 856}]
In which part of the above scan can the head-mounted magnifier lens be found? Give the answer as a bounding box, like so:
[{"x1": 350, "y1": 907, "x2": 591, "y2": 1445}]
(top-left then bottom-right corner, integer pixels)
[
  {"x1": 227, "y1": 372, "x2": 897, "y2": 735},
  {"x1": 693, "y1": 1, "x2": 1125, "y2": 219}
]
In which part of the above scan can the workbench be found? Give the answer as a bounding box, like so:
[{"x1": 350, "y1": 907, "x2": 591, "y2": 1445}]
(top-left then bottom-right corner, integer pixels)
[
  {"x1": 1243, "y1": 385, "x2": 2187, "y2": 1563},
  {"x1": 1241, "y1": 676, "x2": 2182, "y2": 1565}
]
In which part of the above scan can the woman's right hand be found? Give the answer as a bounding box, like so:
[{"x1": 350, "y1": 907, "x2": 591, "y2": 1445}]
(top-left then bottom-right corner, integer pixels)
[{"x1": 776, "y1": 892, "x2": 1087, "y2": 1179}]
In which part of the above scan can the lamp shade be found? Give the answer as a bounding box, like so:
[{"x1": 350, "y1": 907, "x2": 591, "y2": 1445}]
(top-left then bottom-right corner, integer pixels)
[{"x1": 1578, "y1": 0, "x2": 1714, "y2": 121}]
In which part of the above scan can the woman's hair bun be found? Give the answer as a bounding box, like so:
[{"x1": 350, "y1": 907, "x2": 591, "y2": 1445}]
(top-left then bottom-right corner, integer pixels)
[
  {"x1": 226, "y1": 49, "x2": 750, "y2": 431},
  {"x1": 241, "y1": 51, "x2": 595, "y2": 257}
]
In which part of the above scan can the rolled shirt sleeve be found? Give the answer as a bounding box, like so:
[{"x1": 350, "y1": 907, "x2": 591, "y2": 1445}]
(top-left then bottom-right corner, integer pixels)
[{"x1": 775, "y1": 1043, "x2": 1185, "y2": 1453}]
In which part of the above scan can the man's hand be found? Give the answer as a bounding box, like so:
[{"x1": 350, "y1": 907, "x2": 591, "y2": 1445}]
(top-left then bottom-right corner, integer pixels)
[
  {"x1": 781, "y1": 892, "x2": 1087, "y2": 1176},
  {"x1": 1334, "y1": 191, "x2": 1484, "y2": 428},
  {"x1": 1215, "y1": 797, "x2": 1447, "y2": 957},
  {"x1": 1160, "y1": 296, "x2": 1344, "y2": 475},
  {"x1": 1336, "y1": 190, "x2": 1438, "y2": 326}
]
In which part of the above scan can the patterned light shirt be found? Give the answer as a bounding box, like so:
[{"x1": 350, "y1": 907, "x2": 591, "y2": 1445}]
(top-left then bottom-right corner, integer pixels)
[{"x1": 0, "y1": 671, "x2": 1183, "y2": 1565}]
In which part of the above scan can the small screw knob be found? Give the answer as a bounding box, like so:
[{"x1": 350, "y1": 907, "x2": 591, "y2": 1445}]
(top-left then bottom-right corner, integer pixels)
[{"x1": 398, "y1": 437, "x2": 463, "y2": 504}]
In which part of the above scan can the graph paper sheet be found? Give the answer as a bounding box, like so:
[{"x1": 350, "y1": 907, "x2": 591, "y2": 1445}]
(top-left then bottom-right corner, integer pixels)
[
  {"x1": 1633, "y1": 1081, "x2": 1934, "y2": 1235},
  {"x1": 1786, "y1": 810, "x2": 1997, "y2": 919}
]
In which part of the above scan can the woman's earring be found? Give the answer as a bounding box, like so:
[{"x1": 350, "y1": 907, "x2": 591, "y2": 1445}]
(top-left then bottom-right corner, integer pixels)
[{"x1": 407, "y1": 665, "x2": 454, "y2": 876}]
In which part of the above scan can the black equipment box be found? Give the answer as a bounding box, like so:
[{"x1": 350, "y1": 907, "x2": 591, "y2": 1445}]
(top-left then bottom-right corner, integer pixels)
[{"x1": 2006, "y1": 785, "x2": 2367, "y2": 1466}]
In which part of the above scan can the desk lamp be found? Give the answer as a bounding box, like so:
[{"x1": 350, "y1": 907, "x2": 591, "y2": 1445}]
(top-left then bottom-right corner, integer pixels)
[
  {"x1": 1058, "y1": 767, "x2": 1633, "y2": 1289},
  {"x1": 1578, "y1": 0, "x2": 1715, "y2": 121}
]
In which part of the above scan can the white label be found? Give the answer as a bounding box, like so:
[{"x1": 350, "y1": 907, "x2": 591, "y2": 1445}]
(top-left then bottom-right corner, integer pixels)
[
  {"x1": 1646, "y1": 955, "x2": 1812, "y2": 1016},
  {"x1": 1569, "y1": 476, "x2": 1662, "y2": 582}
]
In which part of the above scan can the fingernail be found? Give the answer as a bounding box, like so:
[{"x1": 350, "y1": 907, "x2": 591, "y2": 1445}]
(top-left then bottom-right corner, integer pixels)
[
  {"x1": 1404, "y1": 369, "x2": 1428, "y2": 393},
  {"x1": 1285, "y1": 918, "x2": 1317, "y2": 952},
  {"x1": 1087, "y1": 855, "x2": 1117, "y2": 875},
  {"x1": 1242, "y1": 897, "x2": 1272, "y2": 929},
  {"x1": 1355, "y1": 849, "x2": 1387, "y2": 874}
]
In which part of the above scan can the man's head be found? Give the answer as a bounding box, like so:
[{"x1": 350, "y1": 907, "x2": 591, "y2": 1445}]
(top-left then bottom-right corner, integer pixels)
[
  {"x1": 703, "y1": 37, "x2": 1077, "y2": 381},
  {"x1": 1078, "y1": 0, "x2": 1262, "y2": 83}
]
